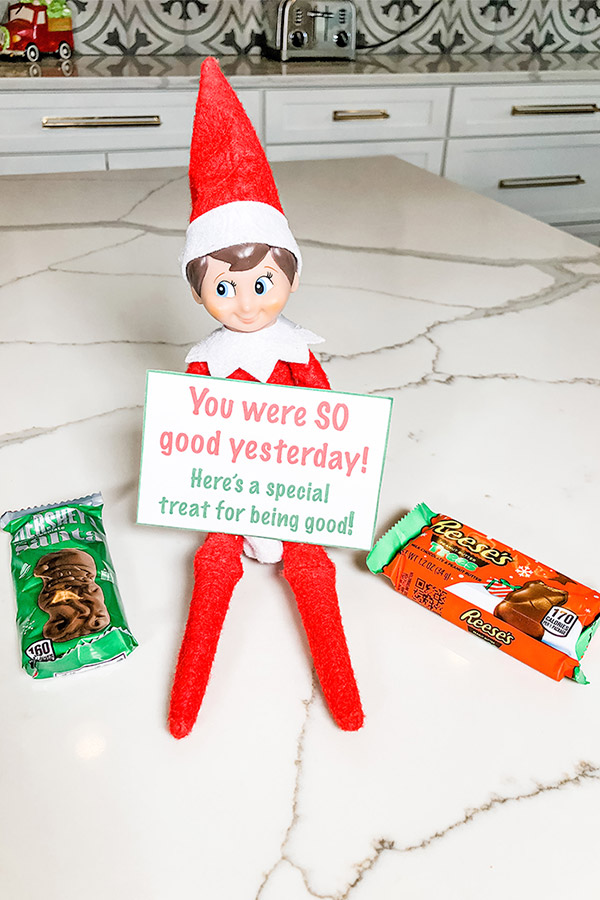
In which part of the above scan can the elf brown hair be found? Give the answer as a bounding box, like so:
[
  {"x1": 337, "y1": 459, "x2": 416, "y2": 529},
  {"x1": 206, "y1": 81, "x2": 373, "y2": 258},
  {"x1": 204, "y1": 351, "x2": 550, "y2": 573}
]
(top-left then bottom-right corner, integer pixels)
[{"x1": 186, "y1": 243, "x2": 297, "y2": 295}]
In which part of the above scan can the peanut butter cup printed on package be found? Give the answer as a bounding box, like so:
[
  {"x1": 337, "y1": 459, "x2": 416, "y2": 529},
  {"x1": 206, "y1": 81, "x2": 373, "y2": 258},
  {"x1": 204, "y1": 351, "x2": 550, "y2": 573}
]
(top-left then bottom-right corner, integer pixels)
[
  {"x1": 1, "y1": 493, "x2": 137, "y2": 678},
  {"x1": 367, "y1": 503, "x2": 600, "y2": 684}
]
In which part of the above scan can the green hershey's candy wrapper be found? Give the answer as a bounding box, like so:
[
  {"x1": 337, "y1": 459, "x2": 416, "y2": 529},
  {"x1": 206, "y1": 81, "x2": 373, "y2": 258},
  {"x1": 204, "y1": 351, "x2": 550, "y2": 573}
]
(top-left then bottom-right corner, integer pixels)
[{"x1": 1, "y1": 492, "x2": 137, "y2": 678}]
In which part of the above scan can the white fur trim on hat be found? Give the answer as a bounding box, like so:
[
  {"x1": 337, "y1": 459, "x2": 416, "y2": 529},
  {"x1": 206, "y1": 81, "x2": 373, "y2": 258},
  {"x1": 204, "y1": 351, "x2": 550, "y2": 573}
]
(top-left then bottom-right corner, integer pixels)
[{"x1": 180, "y1": 200, "x2": 302, "y2": 279}]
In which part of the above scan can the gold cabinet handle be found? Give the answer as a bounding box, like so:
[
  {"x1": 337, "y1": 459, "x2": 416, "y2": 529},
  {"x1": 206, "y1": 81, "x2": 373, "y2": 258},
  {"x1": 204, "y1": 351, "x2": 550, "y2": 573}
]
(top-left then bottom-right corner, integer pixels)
[
  {"x1": 332, "y1": 109, "x2": 390, "y2": 121},
  {"x1": 512, "y1": 103, "x2": 600, "y2": 116},
  {"x1": 42, "y1": 115, "x2": 162, "y2": 128},
  {"x1": 498, "y1": 174, "x2": 585, "y2": 189}
]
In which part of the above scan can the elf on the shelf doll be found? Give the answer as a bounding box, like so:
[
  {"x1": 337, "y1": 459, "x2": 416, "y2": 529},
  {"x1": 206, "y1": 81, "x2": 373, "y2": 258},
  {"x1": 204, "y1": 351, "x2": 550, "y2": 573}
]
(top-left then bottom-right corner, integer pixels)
[{"x1": 168, "y1": 57, "x2": 364, "y2": 739}]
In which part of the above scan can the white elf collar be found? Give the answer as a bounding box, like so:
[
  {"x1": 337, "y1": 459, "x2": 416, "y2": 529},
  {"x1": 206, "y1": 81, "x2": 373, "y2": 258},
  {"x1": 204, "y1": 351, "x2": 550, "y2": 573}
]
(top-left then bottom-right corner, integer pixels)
[{"x1": 185, "y1": 315, "x2": 324, "y2": 383}]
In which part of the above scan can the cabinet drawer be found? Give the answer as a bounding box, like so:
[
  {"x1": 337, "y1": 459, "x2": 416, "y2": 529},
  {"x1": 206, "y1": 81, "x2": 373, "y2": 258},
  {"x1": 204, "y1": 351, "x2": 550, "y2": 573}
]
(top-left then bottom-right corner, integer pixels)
[
  {"x1": 267, "y1": 139, "x2": 444, "y2": 174},
  {"x1": 108, "y1": 148, "x2": 189, "y2": 170},
  {"x1": 0, "y1": 89, "x2": 262, "y2": 154},
  {"x1": 0, "y1": 151, "x2": 106, "y2": 176},
  {"x1": 445, "y1": 133, "x2": 600, "y2": 224},
  {"x1": 451, "y1": 84, "x2": 600, "y2": 137},
  {"x1": 266, "y1": 87, "x2": 450, "y2": 144}
]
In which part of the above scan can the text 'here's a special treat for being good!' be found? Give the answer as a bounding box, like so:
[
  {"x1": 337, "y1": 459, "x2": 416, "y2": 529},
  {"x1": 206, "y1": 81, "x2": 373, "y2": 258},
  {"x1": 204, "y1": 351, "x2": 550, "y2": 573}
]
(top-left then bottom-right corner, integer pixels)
[
  {"x1": 1, "y1": 493, "x2": 137, "y2": 678},
  {"x1": 367, "y1": 503, "x2": 600, "y2": 684}
]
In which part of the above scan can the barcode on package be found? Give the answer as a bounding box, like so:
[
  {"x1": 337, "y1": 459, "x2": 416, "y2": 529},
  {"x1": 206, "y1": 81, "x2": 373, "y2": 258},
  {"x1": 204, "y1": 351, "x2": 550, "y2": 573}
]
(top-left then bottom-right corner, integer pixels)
[{"x1": 413, "y1": 578, "x2": 446, "y2": 613}]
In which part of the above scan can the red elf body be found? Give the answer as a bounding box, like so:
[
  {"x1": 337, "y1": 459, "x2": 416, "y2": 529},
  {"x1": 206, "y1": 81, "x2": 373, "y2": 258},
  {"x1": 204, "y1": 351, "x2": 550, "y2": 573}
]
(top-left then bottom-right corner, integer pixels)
[{"x1": 168, "y1": 57, "x2": 364, "y2": 738}]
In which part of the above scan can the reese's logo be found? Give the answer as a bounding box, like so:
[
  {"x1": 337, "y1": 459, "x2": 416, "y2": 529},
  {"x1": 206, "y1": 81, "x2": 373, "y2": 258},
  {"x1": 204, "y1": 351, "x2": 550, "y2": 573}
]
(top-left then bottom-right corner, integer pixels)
[
  {"x1": 431, "y1": 519, "x2": 513, "y2": 568},
  {"x1": 459, "y1": 608, "x2": 515, "y2": 648}
]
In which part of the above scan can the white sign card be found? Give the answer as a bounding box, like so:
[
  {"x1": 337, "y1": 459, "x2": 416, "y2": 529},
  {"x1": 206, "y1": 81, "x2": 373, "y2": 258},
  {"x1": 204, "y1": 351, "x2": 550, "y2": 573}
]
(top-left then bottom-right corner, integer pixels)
[{"x1": 137, "y1": 371, "x2": 392, "y2": 551}]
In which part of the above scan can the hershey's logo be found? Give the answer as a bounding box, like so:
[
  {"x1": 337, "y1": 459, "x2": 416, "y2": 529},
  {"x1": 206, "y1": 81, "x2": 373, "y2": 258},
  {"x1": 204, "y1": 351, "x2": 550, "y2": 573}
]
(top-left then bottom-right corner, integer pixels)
[{"x1": 15, "y1": 507, "x2": 85, "y2": 542}]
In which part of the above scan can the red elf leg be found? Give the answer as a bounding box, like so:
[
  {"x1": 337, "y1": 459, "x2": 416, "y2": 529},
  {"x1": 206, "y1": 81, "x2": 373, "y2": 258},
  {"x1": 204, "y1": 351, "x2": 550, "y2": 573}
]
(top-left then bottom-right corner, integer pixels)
[
  {"x1": 169, "y1": 532, "x2": 244, "y2": 739},
  {"x1": 281, "y1": 543, "x2": 364, "y2": 731}
]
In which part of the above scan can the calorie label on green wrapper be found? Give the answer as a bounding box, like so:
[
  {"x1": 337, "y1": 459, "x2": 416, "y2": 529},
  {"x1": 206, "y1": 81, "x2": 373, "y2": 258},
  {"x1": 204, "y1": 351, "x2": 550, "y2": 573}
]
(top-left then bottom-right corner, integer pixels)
[{"x1": 1, "y1": 492, "x2": 137, "y2": 679}]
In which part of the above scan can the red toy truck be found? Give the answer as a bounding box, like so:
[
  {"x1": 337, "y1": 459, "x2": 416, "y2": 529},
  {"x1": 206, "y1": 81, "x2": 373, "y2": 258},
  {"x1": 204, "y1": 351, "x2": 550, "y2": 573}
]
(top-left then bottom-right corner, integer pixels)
[{"x1": 0, "y1": 2, "x2": 73, "y2": 62}]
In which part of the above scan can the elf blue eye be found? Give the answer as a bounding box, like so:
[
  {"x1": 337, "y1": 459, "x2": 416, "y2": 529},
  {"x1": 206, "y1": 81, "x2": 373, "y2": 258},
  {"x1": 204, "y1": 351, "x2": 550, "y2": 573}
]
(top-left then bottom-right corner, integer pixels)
[
  {"x1": 216, "y1": 281, "x2": 235, "y2": 298},
  {"x1": 255, "y1": 275, "x2": 273, "y2": 295}
]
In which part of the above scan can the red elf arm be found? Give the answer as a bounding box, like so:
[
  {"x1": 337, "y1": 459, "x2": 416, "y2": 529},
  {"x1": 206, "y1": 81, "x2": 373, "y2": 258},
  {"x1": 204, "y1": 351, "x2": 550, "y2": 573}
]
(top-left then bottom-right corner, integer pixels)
[
  {"x1": 288, "y1": 350, "x2": 331, "y2": 389},
  {"x1": 186, "y1": 360, "x2": 210, "y2": 376}
]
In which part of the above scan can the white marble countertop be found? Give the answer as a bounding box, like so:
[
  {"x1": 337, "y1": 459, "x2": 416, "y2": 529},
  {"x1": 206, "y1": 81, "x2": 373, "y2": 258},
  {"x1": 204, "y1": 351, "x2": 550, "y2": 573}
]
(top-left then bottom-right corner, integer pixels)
[
  {"x1": 2, "y1": 157, "x2": 600, "y2": 899},
  {"x1": 2, "y1": 52, "x2": 600, "y2": 88}
]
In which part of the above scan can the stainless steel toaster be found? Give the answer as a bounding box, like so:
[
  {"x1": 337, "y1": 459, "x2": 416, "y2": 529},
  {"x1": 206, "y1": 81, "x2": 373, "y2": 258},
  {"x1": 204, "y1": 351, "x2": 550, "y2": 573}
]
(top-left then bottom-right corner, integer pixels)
[{"x1": 263, "y1": 1, "x2": 357, "y2": 61}]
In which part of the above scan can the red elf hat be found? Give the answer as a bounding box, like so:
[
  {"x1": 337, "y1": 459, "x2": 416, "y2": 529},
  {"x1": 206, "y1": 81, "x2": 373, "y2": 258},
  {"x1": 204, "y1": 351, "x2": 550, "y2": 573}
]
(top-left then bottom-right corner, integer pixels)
[{"x1": 180, "y1": 57, "x2": 302, "y2": 278}]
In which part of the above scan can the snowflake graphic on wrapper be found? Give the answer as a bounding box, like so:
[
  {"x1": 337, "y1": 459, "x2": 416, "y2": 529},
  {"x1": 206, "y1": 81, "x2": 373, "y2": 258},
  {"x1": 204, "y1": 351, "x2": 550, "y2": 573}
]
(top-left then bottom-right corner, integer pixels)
[{"x1": 516, "y1": 565, "x2": 533, "y2": 578}]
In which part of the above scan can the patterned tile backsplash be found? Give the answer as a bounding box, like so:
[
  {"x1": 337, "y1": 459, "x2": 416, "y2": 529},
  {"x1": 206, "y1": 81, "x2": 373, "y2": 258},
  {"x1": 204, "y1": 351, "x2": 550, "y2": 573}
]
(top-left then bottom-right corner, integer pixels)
[{"x1": 1, "y1": 1, "x2": 600, "y2": 56}]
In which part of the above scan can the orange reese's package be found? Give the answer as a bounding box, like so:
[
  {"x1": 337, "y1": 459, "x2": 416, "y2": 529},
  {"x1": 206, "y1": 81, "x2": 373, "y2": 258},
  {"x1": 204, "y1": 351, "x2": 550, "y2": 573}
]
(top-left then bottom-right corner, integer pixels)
[{"x1": 366, "y1": 503, "x2": 600, "y2": 683}]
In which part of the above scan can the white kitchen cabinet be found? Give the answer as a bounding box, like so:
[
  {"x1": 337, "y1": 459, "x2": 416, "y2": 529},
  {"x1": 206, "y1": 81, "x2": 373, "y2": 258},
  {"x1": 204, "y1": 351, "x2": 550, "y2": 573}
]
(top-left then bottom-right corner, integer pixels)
[
  {"x1": 108, "y1": 148, "x2": 189, "y2": 169},
  {"x1": 1, "y1": 73, "x2": 600, "y2": 240},
  {"x1": 267, "y1": 138, "x2": 444, "y2": 173},
  {"x1": 265, "y1": 86, "x2": 450, "y2": 145},
  {"x1": 0, "y1": 82, "x2": 450, "y2": 176},
  {"x1": 0, "y1": 88, "x2": 262, "y2": 175},
  {"x1": 444, "y1": 132, "x2": 600, "y2": 224},
  {"x1": 0, "y1": 151, "x2": 106, "y2": 175},
  {"x1": 450, "y1": 83, "x2": 600, "y2": 137},
  {"x1": 446, "y1": 82, "x2": 600, "y2": 236}
]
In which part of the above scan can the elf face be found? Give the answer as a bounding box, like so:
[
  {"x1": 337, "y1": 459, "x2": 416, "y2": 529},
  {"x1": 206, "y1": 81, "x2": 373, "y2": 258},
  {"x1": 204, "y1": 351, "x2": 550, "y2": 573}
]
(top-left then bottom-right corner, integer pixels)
[{"x1": 192, "y1": 250, "x2": 299, "y2": 333}]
